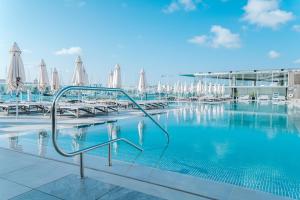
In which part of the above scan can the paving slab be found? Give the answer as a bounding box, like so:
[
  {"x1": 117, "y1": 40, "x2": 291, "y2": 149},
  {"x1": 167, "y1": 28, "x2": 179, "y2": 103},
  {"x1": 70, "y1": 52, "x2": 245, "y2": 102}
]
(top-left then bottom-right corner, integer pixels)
[
  {"x1": 0, "y1": 178, "x2": 31, "y2": 200},
  {"x1": 10, "y1": 190, "x2": 61, "y2": 200}
]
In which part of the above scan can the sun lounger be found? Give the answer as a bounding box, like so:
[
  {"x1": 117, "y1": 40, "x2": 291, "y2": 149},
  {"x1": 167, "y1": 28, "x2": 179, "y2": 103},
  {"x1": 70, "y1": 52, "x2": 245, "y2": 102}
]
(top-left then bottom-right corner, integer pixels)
[{"x1": 257, "y1": 95, "x2": 269, "y2": 101}]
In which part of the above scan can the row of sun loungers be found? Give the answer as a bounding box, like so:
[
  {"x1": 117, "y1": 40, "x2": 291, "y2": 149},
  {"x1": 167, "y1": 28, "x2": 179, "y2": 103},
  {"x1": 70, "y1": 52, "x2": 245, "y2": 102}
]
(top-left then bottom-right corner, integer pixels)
[{"x1": 0, "y1": 99, "x2": 170, "y2": 117}]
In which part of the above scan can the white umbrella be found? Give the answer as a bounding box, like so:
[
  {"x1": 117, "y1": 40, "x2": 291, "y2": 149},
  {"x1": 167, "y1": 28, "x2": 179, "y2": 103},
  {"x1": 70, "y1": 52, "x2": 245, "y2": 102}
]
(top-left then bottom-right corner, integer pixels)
[
  {"x1": 72, "y1": 56, "x2": 85, "y2": 86},
  {"x1": 51, "y1": 68, "x2": 60, "y2": 92},
  {"x1": 138, "y1": 69, "x2": 147, "y2": 94},
  {"x1": 196, "y1": 82, "x2": 202, "y2": 96},
  {"x1": 180, "y1": 82, "x2": 184, "y2": 95},
  {"x1": 107, "y1": 70, "x2": 114, "y2": 88},
  {"x1": 166, "y1": 84, "x2": 171, "y2": 94},
  {"x1": 183, "y1": 82, "x2": 188, "y2": 95},
  {"x1": 38, "y1": 59, "x2": 49, "y2": 92},
  {"x1": 217, "y1": 84, "x2": 221, "y2": 96},
  {"x1": 7, "y1": 42, "x2": 26, "y2": 118},
  {"x1": 221, "y1": 84, "x2": 225, "y2": 96},
  {"x1": 113, "y1": 64, "x2": 121, "y2": 88},
  {"x1": 157, "y1": 81, "x2": 162, "y2": 93},
  {"x1": 203, "y1": 82, "x2": 207, "y2": 95},
  {"x1": 189, "y1": 82, "x2": 194, "y2": 94},
  {"x1": 213, "y1": 83, "x2": 217, "y2": 96},
  {"x1": 208, "y1": 83, "x2": 212, "y2": 94}
]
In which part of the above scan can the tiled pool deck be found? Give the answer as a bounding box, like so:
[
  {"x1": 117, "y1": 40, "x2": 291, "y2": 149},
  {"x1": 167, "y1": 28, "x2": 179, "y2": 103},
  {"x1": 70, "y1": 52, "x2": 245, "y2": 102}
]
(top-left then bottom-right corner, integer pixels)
[{"x1": 0, "y1": 147, "x2": 293, "y2": 200}]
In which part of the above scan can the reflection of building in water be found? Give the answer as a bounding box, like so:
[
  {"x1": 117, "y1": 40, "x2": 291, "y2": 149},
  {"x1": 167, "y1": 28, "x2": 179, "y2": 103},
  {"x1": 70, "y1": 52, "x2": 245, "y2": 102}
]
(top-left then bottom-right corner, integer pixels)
[
  {"x1": 8, "y1": 136, "x2": 22, "y2": 151},
  {"x1": 72, "y1": 127, "x2": 88, "y2": 163},
  {"x1": 37, "y1": 130, "x2": 49, "y2": 157},
  {"x1": 107, "y1": 123, "x2": 120, "y2": 153},
  {"x1": 137, "y1": 120, "x2": 145, "y2": 146}
]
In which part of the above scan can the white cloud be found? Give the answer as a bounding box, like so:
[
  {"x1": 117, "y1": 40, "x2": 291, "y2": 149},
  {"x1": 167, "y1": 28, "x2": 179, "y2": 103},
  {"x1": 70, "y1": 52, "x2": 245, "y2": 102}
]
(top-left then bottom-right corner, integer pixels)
[
  {"x1": 188, "y1": 35, "x2": 207, "y2": 45},
  {"x1": 163, "y1": 0, "x2": 202, "y2": 13},
  {"x1": 292, "y1": 25, "x2": 300, "y2": 32},
  {"x1": 294, "y1": 59, "x2": 300, "y2": 64},
  {"x1": 188, "y1": 25, "x2": 240, "y2": 49},
  {"x1": 268, "y1": 50, "x2": 280, "y2": 59},
  {"x1": 242, "y1": 0, "x2": 293, "y2": 28},
  {"x1": 54, "y1": 47, "x2": 82, "y2": 55}
]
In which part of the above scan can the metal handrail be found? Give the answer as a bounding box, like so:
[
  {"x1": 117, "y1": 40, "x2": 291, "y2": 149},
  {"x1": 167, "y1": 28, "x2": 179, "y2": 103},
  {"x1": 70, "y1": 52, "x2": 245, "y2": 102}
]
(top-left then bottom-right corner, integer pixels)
[{"x1": 51, "y1": 86, "x2": 170, "y2": 178}]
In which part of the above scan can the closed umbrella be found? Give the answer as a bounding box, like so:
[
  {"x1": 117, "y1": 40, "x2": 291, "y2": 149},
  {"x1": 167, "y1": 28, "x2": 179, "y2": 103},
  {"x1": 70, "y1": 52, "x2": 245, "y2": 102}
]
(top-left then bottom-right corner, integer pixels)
[
  {"x1": 138, "y1": 69, "x2": 147, "y2": 95},
  {"x1": 208, "y1": 83, "x2": 212, "y2": 94},
  {"x1": 157, "y1": 81, "x2": 162, "y2": 94},
  {"x1": 38, "y1": 59, "x2": 49, "y2": 93},
  {"x1": 196, "y1": 82, "x2": 202, "y2": 96},
  {"x1": 213, "y1": 83, "x2": 217, "y2": 96},
  {"x1": 7, "y1": 42, "x2": 26, "y2": 118},
  {"x1": 221, "y1": 84, "x2": 225, "y2": 96},
  {"x1": 113, "y1": 64, "x2": 121, "y2": 88},
  {"x1": 189, "y1": 82, "x2": 194, "y2": 95},
  {"x1": 183, "y1": 82, "x2": 188, "y2": 96},
  {"x1": 203, "y1": 82, "x2": 207, "y2": 95},
  {"x1": 72, "y1": 56, "x2": 85, "y2": 86},
  {"x1": 51, "y1": 68, "x2": 60, "y2": 92},
  {"x1": 107, "y1": 70, "x2": 114, "y2": 88}
]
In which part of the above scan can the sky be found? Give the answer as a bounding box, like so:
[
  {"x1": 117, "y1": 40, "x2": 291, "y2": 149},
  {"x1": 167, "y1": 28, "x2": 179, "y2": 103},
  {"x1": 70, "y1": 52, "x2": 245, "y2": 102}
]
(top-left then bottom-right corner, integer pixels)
[{"x1": 0, "y1": 0, "x2": 300, "y2": 86}]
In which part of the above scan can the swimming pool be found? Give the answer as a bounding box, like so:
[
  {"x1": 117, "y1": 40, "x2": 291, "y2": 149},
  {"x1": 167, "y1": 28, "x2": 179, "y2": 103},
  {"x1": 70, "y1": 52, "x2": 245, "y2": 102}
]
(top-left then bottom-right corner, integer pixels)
[{"x1": 1, "y1": 102, "x2": 300, "y2": 199}]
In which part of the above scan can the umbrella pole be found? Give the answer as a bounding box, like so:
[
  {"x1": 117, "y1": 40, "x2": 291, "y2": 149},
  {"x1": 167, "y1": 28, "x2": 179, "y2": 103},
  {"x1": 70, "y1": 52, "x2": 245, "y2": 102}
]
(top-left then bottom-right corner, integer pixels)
[{"x1": 16, "y1": 90, "x2": 19, "y2": 119}]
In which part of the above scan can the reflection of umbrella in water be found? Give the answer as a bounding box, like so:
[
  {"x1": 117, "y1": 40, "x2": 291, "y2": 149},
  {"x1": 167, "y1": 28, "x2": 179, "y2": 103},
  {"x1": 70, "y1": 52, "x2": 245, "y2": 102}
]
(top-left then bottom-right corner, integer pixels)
[
  {"x1": 8, "y1": 136, "x2": 22, "y2": 151},
  {"x1": 107, "y1": 123, "x2": 120, "y2": 153},
  {"x1": 137, "y1": 120, "x2": 145, "y2": 146},
  {"x1": 37, "y1": 130, "x2": 49, "y2": 157},
  {"x1": 72, "y1": 127, "x2": 88, "y2": 163}
]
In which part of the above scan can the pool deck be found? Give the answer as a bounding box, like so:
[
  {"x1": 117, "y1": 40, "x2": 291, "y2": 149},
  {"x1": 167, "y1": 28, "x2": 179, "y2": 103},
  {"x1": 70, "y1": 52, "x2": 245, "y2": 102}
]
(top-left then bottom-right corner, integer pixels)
[{"x1": 0, "y1": 147, "x2": 293, "y2": 200}]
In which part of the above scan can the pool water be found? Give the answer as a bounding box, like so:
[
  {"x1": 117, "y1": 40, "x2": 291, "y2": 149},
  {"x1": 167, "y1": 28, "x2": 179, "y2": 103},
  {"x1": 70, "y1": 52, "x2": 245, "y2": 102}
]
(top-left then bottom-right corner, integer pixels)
[{"x1": 2, "y1": 102, "x2": 300, "y2": 199}]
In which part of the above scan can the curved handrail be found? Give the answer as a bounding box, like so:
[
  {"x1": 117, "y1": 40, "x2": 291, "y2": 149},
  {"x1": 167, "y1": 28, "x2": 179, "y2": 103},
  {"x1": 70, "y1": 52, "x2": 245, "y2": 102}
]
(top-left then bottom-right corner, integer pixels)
[{"x1": 51, "y1": 86, "x2": 170, "y2": 158}]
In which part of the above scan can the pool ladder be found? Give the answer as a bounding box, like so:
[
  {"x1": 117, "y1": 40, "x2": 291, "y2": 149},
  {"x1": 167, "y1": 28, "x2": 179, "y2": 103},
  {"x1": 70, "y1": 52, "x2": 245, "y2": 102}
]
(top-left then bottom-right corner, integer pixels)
[{"x1": 51, "y1": 86, "x2": 170, "y2": 178}]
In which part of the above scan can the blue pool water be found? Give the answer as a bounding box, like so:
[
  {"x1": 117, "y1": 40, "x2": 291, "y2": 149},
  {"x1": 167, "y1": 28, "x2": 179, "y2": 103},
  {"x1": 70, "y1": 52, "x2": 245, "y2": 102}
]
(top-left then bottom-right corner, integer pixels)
[{"x1": 2, "y1": 102, "x2": 300, "y2": 199}]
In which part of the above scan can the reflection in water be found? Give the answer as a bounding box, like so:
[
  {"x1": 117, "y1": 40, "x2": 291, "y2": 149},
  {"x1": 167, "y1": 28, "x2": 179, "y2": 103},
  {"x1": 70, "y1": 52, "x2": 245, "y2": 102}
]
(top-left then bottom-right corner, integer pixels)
[
  {"x1": 72, "y1": 127, "x2": 87, "y2": 163},
  {"x1": 8, "y1": 136, "x2": 22, "y2": 151},
  {"x1": 37, "y1": 130, "x2": 49, "y2": 157},
  {"x1": 137, "y1": 120, "x2": 145, "y2": 146},
  {"x1": 107, "y1": 123, "x2": 120, "y2": 153}
]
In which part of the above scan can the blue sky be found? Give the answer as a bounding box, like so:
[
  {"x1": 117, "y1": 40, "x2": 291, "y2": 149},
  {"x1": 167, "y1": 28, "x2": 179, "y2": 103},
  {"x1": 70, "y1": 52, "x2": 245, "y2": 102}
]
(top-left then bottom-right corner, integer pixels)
[{"x1": 0, "y1": 0, "x2": 300, "y2": 85}]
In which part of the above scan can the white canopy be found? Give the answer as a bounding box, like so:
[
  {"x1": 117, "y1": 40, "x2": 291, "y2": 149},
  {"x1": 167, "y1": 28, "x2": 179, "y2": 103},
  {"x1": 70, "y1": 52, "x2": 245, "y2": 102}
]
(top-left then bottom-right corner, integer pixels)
[
  {"x1": 157, "y1": 81, "x2": 162, "y2": 93},
  {"x1": 107, "y1": 70, "x2": 114, "y2": 88},
  {"x1": 189, "y1": 82, "x2": 194, "y2": 94},
  {"x1": 38, "y1": 59, "x2": 50, "y2": 92},
  {"x1": 203, "y1": 82, "x2": 207, "y2": 94},
  {"x1": 138, "y1": 69, "x2": 147, "y2": 94},
  {"x1": 208, "y1": 83, "x2": 212, "y2": 94},
  {"x1": 221, "y1": 84, "x2": 225, "y2": 95},
  {"x1": 7, "y1": 42, "x2": 26, "y2": 92},
  {"x1": 113, "y1": 64, "x2": 121, "y2": 88},
  {"x1": 166, "y1": 84, "x2": 171, "y2": 94},
  {"x1": 72, "y1": 56, "x2": 86, "y2": 86},
  {"x1": 51, "y1": 68, "x2": 60, "y2": 91},
  {"x1": 196, "y1": 82, "x2": 202, "y2": 95},
  {"x1": 183, "y1": 82, "x2": 188, "y2": 94}
]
